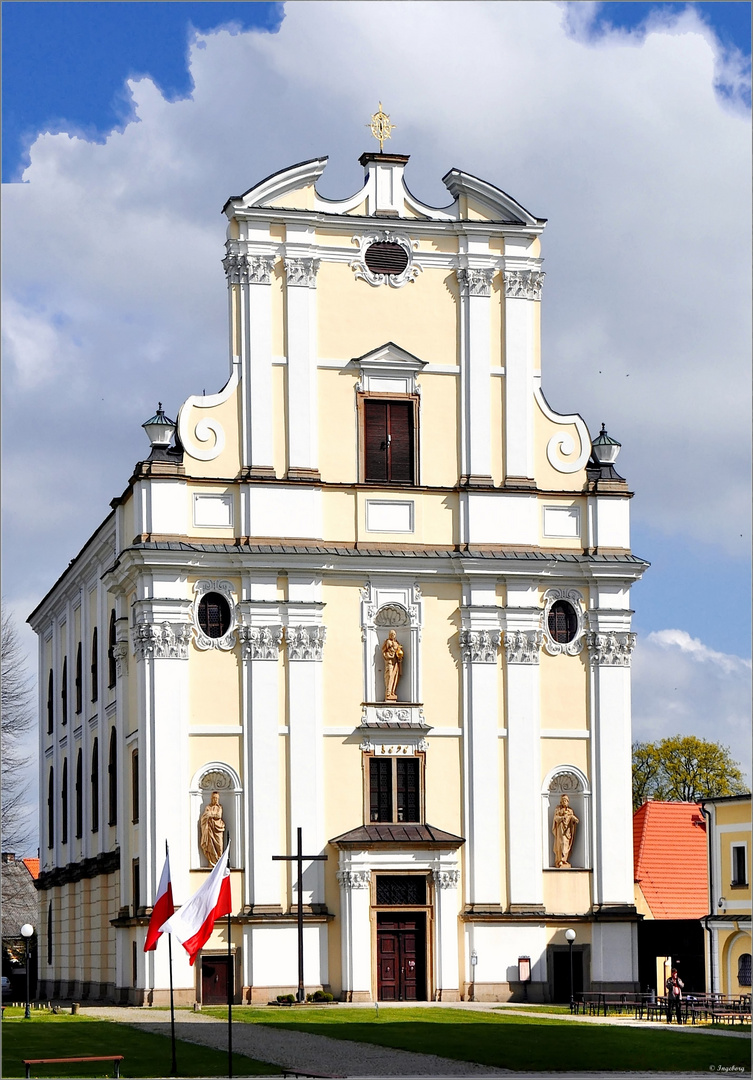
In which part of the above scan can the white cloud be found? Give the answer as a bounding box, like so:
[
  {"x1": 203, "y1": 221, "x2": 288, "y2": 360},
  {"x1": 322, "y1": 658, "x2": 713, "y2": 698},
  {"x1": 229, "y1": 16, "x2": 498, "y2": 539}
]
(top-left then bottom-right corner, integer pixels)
[{"x1": 632, "y1": 630, "x2": 752, "y2": 782}]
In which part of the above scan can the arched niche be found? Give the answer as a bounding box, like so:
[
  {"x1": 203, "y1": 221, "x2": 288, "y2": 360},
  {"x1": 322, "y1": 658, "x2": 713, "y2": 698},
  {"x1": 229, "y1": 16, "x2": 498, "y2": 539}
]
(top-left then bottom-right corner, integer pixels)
[
  {"x1": 541, "y1": 766, "x2": 591, "y2": 870},
  {"x1": 189, "y1": 762, "x2": 243, "y2": 869},
  {"x1": 360, "y1": 583, "x2": 422, "y2": 708}
]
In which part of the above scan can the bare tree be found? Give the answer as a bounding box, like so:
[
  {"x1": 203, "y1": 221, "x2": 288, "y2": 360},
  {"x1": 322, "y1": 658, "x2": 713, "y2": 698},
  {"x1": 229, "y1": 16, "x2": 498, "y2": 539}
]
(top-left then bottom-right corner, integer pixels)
[{"x1": 2, "y1": 606, "x2": 35, "y2": 850}]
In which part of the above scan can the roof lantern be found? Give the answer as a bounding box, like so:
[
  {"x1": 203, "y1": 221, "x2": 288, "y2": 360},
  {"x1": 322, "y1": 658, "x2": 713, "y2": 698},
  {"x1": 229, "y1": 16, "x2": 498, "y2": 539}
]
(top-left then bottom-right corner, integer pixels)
[
  {"x1": 142, "y1": 403, "x2": 176, "y2": 450},
  {"x1": 591, "y1": 424, "x2": 621, "y2": 466}
]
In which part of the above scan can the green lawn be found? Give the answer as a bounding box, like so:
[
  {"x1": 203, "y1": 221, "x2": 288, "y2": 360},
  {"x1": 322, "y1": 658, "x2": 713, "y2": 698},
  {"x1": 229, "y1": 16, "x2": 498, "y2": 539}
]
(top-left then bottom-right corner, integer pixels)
[
  {"x1": 1, "y1": 1011, "x2": 279, "y2": 1078},
  {"x1": 204, "y1": 1004, "x2": 751, "y2": 1073}
]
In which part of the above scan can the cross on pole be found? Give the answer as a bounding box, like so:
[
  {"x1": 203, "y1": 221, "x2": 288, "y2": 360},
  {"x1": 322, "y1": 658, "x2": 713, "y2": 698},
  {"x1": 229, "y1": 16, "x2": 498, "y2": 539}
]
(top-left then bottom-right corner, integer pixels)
[{"x1": 273, "y1": 827, "x2": 328, "y2": 1002}]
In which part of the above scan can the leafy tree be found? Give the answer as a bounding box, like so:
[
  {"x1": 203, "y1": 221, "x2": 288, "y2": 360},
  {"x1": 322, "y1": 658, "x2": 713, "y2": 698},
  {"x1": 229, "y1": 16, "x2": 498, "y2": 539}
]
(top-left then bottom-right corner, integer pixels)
[
  {"x1": 1, "y1": 606, "x2": 35, "y2": 850},
  {"x1": 632, "y1": 735, "x2": 749, "y2": 810}
]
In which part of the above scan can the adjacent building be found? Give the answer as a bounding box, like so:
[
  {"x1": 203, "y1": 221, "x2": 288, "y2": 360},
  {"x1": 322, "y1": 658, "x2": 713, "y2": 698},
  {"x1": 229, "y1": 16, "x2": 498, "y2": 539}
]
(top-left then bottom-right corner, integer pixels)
[
  {"x1": 30, "y1": 145, "x2": 648, "y2": 1004},
  {"x1": 633, "y1": 801, "x2": 708, "y2": 993},
  {"x1": 701, "y1": 794, "x2": 751, "y2": 996}
]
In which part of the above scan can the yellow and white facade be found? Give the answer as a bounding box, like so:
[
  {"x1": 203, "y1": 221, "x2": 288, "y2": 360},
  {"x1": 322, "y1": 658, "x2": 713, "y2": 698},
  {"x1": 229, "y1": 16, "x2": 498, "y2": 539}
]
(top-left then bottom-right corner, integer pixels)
[
  {"x1": 702, "y1": 795, "x2": 752, "y2": 996},
  {"x1": 31, "y1": 150, "x2": 648, "y2": 1004}
]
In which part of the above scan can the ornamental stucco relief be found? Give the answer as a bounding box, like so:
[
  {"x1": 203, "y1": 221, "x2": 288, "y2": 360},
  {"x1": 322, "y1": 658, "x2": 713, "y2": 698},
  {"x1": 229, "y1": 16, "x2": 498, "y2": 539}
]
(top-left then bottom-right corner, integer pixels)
[
  {"x1": 459, "y1": 628, "x2": 502, "y2": 664},
  {"x1": 350, "y1": 231, "x2": 421, "y2": 288},
  {"x1": 132, "y1": 621, "x2": 192, "y2": 661},
  {"x1": 432, "y1": 869, "x2": 460, "y2": 889},
  {"x1": 286, "y1": 625, "x2": 327, "y2": 661},
  {"x1": 456, "y1": 267, "x2": 495, "y2": 297},
  {"x1": 504, "y1": 629, "x2": 544, "y2": 665},
  {"x1": 284, "y1": 257, "x2": 320, "y2": 288},
  {"x1": 237, "y1": 624, "x2": 283, "y2": 661},
  {"x1": 504, "y1": 269, "x2": 545, "y2": 300},
  {"x1": 586, "y1": 631, "x2": 636, "y2": 667},
  {"x1": 337, "y1": 870, "x2": 371, "y2": 889}
]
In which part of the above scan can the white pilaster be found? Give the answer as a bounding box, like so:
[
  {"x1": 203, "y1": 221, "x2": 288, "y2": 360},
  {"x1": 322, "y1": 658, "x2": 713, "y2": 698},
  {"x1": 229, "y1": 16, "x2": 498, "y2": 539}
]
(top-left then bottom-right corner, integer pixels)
[
  {"x1": 284, "y1": 228, "x2": 320, "y2": 478},
  {"x1": 285, "y1": 574, "x2": 326, "y2": 908},
  {"x1": 132, "y1": 585, "x2": 193, "y2": 994},
  {"x1": 337, "y1": 868, "x2": 372, "y2": 999},
  {"x1": 239, "y1": 574, "x2": 283, "y2": 912},
  {"x1": 587, "y1": 616, "x2": 636, "y2": 907},
  {"x1": 224, "y1": 233, "x2": 276, "y2": 474},
  {"x1": 504, "y1": 580, "x2": 544, "y2": 910},
  {"x1": 457, "y1": 262, "x2": 494, "y2": 484},
  {"x1": 433, "y1": 868, "x2": 461, "y2": 995},
  {"x1": 460, "y1": 579, "x2": 502, "y2": 908},
  {"x1": 503, "y1": 253, "x2": 544, "y2": 482}
]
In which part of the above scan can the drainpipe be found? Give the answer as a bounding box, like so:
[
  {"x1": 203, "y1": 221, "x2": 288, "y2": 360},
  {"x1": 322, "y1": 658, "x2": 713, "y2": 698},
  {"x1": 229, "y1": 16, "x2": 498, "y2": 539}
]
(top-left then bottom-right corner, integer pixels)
[{"x1": 700, "y1": 801, "x2": 715, "y2": 994}]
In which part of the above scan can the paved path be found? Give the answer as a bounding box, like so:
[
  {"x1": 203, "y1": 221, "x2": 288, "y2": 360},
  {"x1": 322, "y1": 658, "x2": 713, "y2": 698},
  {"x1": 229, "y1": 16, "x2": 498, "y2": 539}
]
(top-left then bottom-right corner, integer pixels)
[{"x1": 85, "y1": 1006, "x2": 509, "y2": 1076}]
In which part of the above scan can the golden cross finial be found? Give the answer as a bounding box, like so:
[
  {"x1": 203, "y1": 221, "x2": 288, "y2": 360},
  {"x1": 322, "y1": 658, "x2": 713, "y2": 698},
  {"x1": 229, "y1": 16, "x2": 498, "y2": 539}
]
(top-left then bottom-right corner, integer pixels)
[{"x1": 367, "y1": 102, "x2": 395, "y2": 152}]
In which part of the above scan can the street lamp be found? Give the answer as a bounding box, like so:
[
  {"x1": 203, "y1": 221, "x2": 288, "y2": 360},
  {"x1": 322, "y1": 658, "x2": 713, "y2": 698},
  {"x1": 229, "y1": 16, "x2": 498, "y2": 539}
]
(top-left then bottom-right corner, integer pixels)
[
  {"x1": 564, "y1": 929, "x2": 576, "y2": 1012},
  {"x1": 20, "y1": 924, "x2": 34, "y2": 1019},
  {"x1": 470, "y1": 950, "x2": 478, "y2": 1002}
]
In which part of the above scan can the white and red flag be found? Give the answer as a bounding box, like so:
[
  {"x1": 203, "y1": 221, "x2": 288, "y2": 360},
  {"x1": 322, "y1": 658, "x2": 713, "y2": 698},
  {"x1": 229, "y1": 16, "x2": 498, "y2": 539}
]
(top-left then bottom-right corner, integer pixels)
[
  {"x1": 160, "y1": 846, "x2": 232, "y2": 965},
  {"x1": 144, "y1": 851, "x2": 175, "y2": 952}
]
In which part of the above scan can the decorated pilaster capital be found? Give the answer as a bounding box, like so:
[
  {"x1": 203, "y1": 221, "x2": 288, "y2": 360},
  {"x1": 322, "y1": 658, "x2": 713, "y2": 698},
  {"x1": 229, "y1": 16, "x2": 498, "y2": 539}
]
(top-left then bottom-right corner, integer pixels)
[
  {"x1": 586, "y1": 631, "x2": 636, "y2": 667},
  {"x1": 286, "y1": 624, "x2": 327, "y2": 661},
  {"x1": 222, "y1": 252, "x2": 247, "y2": 284},
  {"x1": 432, "y1": 868, "x2": 460, "y2": 890},
  {"x1": 284, "y1": 257, "x2": 320, "y2": 288},
  {"x1": 112, "y1": 641, "x2": 129, "y2": 677},
  {"x1": 459, "y1": 628, "x2": 502, "y2": 664},
  {"x1": 503, "y1": 629, "x2": 544, "y2": 665},
  {"x1": 456, "y1": 267, "x2": 495, "y2": 297},
  {"x1": 504, "y1": 269, "x2": 545, "y2": 300},
  {"x1": 238, "y1": 624, "x2": 283, "y2": 661},
  {"x1": 337, "y1": 869, "x2": 371, "y2": 890},
  {"x1": 132, "y1": 621, "x2": 192, "y2": 661}
]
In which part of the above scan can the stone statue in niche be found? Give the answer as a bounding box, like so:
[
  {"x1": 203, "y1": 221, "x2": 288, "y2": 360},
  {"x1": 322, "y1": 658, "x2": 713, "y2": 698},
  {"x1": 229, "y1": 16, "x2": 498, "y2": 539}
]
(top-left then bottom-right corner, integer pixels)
[
  {"x1": 199, "y1": 791, "x2": 226, "y2": 866},
  {"x1": 552, "y1": 794, "x2": 579, "y2": 868},
  {"x1": 381, "y1": 630, "x2": 404, "y2": 701}
]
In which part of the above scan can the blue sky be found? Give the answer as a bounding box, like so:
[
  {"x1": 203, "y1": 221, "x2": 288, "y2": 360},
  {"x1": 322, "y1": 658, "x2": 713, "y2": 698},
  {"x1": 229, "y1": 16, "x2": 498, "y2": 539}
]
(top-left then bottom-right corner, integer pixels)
[
  {"x1": 3, "y1": 2, "x2": 750, "y2": 182},
  {"x1": 2, "y1": 1, "x2": 751, "y2": 811}
]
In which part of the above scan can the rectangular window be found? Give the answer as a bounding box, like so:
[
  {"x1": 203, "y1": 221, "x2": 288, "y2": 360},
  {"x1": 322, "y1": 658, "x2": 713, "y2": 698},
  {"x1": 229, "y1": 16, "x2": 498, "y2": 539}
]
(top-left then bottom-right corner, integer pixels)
[
  {"x1": 363, "y1": 398, "x2": 416, "y2": 484},
  {"x1": 132, "y1": 858, "x2": 140, "y2": 913},
  {"x1": 732, "y1": 844, "x2": 748, "y2": 887},
  {"x1": 368, "y1": 756, "x2": 422, "y2": 823}
]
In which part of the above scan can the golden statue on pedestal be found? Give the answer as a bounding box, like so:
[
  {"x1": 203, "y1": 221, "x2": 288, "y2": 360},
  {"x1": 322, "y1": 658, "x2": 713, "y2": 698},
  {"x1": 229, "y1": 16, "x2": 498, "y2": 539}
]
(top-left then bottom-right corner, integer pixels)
[{"x1": 382, "y1": 630, "x2": 404, "y2": 701}]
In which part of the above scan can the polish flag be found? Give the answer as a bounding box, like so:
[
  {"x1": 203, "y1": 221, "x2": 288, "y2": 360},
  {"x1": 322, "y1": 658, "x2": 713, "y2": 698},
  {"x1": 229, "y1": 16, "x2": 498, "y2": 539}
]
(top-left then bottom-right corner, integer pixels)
[
  {"x1": 160, "y1": 846, "x2": 232, "y2": 965},
  {"x1": 144, "y1": 852, "x2": 175, "y2": 952}
]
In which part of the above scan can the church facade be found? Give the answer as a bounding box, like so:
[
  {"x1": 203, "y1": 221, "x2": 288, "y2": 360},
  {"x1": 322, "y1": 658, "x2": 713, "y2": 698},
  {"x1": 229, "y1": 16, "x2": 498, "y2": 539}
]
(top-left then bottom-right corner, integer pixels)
[{"x1": 30, "y1": 146, "x2": 647, "y2": 1004}]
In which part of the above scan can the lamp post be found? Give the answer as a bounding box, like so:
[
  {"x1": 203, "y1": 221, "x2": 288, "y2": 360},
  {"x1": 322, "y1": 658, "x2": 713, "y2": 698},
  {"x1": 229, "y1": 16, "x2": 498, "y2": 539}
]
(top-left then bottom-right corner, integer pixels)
[
  {"x1": 20, "y1": 924, "x2": 34, "y2": 1019},
  {"x1": 564, "y1": 929, "x2": 576, "y2": 1012},
  {"x1": 470, "y1": 950, "x2": 477, "y2": 1002}
]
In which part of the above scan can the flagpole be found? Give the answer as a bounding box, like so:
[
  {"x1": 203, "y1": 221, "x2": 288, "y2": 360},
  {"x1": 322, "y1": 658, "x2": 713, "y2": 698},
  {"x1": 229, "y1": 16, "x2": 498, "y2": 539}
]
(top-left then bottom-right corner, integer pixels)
[
  {"x1": 226, "y1": 830, "x2": 233, "y2": 1080},
  {"x1": 166, "y1": 841, "x2": 177, "y2": 1076}
]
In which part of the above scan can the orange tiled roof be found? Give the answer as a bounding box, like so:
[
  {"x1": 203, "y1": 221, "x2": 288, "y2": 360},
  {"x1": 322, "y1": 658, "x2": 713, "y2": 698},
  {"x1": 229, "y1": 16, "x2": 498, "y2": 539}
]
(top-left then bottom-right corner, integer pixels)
[
  {"x1": 633, "y1": 801, "x2": 708, "y2": 919},
  {"x1": 21, "y1": 857, "x2": 40, "y2": 880}
]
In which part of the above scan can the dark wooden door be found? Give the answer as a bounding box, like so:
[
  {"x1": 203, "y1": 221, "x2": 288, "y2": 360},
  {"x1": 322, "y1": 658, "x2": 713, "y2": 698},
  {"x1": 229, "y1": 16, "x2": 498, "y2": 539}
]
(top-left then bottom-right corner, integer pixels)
[
  {"x1": 377, "y1": 914, "x2": 425, "y2": 1001},
  {"x1": 202, "y1": 956, "x2": 230, "y2": 1004}
]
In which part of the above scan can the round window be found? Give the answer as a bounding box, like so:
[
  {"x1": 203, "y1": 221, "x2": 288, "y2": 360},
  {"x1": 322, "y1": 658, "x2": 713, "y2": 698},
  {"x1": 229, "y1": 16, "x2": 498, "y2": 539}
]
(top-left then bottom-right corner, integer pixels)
[
  {"x1": 364, "y1": 241, "x2": 409, "y2": 276},
  {"x1": 547, "y1": 600, "x2": 578, "y2": 644},
  {"x1": 198, "y1": 593, "x2": 231, "y2": 639}
]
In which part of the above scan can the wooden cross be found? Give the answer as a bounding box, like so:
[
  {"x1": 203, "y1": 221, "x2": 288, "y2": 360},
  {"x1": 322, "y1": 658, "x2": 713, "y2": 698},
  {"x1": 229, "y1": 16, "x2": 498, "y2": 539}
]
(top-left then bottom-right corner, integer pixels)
[{"x1": 273, "y1": 827, "x2": 328, "y2": 1001}]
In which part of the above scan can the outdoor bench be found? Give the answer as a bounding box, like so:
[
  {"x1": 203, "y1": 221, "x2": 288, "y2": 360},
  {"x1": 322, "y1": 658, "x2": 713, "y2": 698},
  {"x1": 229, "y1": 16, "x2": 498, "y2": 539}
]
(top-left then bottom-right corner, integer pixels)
[{"x1": 24, "y1": 1055, "x2": 124, "y2": 1079}]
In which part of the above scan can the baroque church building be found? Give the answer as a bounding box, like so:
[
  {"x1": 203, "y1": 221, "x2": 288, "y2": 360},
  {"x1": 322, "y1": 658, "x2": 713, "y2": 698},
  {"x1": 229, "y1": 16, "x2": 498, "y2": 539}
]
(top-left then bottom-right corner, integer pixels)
[{"x1": 30, "y1": 142, "x2": 648, "y2": 1005}]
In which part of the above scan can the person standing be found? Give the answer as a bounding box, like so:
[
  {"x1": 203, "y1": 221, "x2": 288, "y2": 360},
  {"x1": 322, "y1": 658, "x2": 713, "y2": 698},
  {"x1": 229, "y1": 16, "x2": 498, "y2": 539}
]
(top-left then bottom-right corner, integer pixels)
[{"x1": 665, "y1": 968, "x2": 684, "y2": 1023}]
